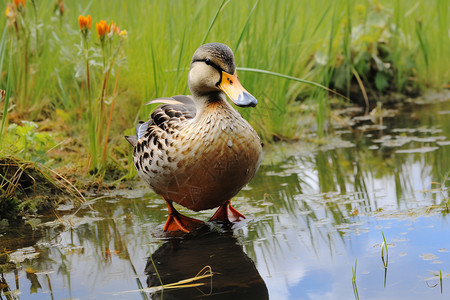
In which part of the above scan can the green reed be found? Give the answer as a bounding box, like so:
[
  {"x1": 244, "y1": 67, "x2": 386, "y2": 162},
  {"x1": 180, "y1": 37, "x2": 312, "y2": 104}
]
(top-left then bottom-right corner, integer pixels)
[
  {"x1": 352, "y1": 259, "x2": 359, "y2": 300},
  {"x1": 381, "y1": 231, "x2": 389, "y2": 287},
  {"x1": 426, "y1": 270, "x2": 445, "y2": 294}
]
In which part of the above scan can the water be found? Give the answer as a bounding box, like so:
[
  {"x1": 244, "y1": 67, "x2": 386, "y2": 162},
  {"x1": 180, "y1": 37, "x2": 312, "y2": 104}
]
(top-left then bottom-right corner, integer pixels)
[{"x1": 1, "y1": 94, "x2": 449, "y2": 299}]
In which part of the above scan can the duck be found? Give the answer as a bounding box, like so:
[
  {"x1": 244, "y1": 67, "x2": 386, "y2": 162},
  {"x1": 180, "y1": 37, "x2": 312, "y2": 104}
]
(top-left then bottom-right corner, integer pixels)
[{"x1": 125, "y1": 43, "x2": 262, "y2": 233}]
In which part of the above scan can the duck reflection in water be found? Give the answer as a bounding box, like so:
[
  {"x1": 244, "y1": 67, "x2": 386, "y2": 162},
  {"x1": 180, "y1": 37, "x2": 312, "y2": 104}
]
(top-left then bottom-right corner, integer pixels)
[{"x1": 145, "y1": 226, "x2": 268, "y2": 299}]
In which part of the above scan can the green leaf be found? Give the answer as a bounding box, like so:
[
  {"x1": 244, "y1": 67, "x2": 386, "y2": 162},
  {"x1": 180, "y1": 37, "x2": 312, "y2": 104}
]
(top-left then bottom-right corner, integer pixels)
[
  {"x1": 354, "y1": 51, "x2": 371, "y2": 76},
  {"x1": 334, "y1": 67, "x2": 349, "y2": 90},
  {"x1": 375, "y1": 72, "x2": 390, "y2": 92}
]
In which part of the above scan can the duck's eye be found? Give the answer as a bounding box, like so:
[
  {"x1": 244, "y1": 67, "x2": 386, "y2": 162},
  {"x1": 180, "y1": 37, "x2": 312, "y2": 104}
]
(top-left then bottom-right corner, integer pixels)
[{"x1": 205, "y1": 58, "x2": 211, "y2": 65}]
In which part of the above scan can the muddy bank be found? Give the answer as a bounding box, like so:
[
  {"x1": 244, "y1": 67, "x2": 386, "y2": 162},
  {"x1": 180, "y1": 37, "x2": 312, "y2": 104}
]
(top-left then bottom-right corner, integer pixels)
[{"x1": 0, "y1": 157, "x2": 85, "y2": 219}]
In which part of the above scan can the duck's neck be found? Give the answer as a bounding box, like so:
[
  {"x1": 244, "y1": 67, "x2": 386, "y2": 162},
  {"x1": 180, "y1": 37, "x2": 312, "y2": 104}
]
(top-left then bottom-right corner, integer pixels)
[{"x1": 192, "y1": 91, "x2": 235, "y2": 121}]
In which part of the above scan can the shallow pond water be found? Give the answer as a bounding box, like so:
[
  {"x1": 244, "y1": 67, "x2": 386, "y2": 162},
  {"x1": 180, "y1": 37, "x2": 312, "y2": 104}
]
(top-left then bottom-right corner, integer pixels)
[{"x1": 1, "y1": 94, "x2": 450, "y2": 299}]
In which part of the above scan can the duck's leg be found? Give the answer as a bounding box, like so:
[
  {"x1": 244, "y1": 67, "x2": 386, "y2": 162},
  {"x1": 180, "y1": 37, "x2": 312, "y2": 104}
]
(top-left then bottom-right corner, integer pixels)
[
  {"x1": 163, "y1": 199, "x2": 204, "y2": 233},
  {"x1": 209, "y1": 200, "x2": 246, "y2": 223}
]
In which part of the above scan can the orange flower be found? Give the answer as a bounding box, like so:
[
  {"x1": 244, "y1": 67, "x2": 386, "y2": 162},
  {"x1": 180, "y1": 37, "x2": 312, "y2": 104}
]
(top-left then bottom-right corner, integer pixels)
[
  {"x1": 96, "y1": 20, "x2": 109, "y2": 39},
  {"x1": 78, "y1": 15, "x2": 92, "y2": 31},
  {"x1": 14, "y1": 0, "x2": 25, "y2": 8}
]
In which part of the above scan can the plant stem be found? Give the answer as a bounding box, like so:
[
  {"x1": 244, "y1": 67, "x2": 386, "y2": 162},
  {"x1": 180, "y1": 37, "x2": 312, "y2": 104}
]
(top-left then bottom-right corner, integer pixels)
[
  {"x1": 85, "y1": 38, "x2": 97, "y2": 171},
  {"x1": 102, "y1": 67, "x2": 120, "y2": 164},
  {"x1": 97, "y1": 69, "x2": 110, "y2": 165}
]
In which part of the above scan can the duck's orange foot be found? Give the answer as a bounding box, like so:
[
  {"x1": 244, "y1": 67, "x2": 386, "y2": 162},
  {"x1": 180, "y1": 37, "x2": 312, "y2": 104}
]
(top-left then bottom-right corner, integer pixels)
[
  {"x1": 163, "y1": 213, "x2": 204, "y2": 233},
  {"x1": 210, "y1": 200, "x2": 246, "y2": 223}
]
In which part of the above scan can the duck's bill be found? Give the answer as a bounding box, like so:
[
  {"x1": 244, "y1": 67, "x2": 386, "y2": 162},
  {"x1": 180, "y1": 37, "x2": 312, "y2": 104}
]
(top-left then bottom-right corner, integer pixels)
[{"x1": 219, "y1": 71, "x2": 258, "y2": 107}]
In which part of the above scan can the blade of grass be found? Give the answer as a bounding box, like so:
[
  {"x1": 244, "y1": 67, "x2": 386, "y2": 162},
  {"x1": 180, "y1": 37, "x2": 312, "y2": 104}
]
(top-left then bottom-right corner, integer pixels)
[
  {"x1": 149, "y1": 254, "x2": 164, "y2": 288},
  {"x1": 54, "y1": 68, "x2": 70, "y2": 109},
  {"x1": 352, "y1": 259, "x2": 359, "y2": 300},
  {"x1": 102, "y1": 67, "x2": 121, "y2": 165},
  {"x1": 149, "y1": 38, "x2": 159, "y2": 97},
  {"x1": 381, "y1": 231, "x2": 389, "y2": 288},
  {"x1": 201, "y1": 0, "x2": 229, "y2": 44},
  {"x1": 0, "y1": 26, "x2": 7, "y2": 78},
  {"x1": 0, "y1": 40, "x2": 13, "y2": 148},
  {"x1": 176, "y1": 27, "x2": 187, "y2": 73},
  {"x1": 118, "y1": 265, "x2": 213, "y2": 295},
  {"x1": 234, "y1": 0, "x2": 260, "y2": 52},
  {"x1": 237, "y1": 67, "x2": 350, "y2": 101},
  {"x1": 343, "y1": 0, "x2": 353, "y2": 96},
  {"x1": 352, "y1": 259, "x2": 357, "y2": 282},
  {"x1": 381, "y1": 231, "x2": 389, "y2": 268},
  {"x1": 415, "y1": 21, "x2": 429, "y2": 68}
]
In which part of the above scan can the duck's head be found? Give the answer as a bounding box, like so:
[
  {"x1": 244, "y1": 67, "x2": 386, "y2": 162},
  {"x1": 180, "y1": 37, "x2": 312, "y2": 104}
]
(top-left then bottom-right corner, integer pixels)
[{"x1": 188, "y1": 43, "x2": 257, "y2": 108}]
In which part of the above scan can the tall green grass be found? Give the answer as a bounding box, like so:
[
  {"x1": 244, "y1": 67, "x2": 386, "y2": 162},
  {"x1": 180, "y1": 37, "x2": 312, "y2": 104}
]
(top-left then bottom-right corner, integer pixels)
[{"x1": 0, "y1": 0, "x2": 448, "y2": 173}]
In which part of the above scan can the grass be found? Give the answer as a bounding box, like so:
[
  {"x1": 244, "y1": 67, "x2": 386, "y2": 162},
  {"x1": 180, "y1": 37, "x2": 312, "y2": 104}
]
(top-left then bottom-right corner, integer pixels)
[
  {"x1": 381, "y1": 231, "x2": 389, "y2": 268},
  {"x1": 0, "y1": 155, "x2": 87, "y2": 217},
  {"x1": 426, "y1": 270, "x2": 445, "y2": 294},
  {"x1": 381, "y1": 231, "x2": 389, "y2": 287},
  {"x1": 122, "y1": 264, "x2": 213, "y2": 296},
  {"x1": 0, "y1": 0, "x2": 449, "y2": 178},
  {"x1": 352, "y1": 259, "x2": 359, "y2": 300}
]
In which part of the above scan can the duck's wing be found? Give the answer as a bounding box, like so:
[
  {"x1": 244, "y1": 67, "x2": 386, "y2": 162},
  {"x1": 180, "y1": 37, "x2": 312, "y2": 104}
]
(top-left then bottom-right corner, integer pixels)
[
  {"x1": 124, "y1": 95, "x2": 196, "y2": 147},
  {"x1": 147, "y1": 95, "x2": 196, "y2": 128}
]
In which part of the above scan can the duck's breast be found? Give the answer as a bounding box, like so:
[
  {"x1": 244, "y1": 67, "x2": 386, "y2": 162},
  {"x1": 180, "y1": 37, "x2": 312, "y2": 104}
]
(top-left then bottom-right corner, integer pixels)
[{"x1": 152, "y1": 110, "x2": 262, "y2": 211}]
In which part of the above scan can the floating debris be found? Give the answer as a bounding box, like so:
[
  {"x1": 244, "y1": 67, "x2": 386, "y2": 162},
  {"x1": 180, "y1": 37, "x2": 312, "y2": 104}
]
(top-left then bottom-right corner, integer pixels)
[
  {"x1": 8, "y1": 246, "x2": 39, "y2": 264},
  {"x1": 396, "y1": 147, "x2": 439, "y2": 154},
  {"x1": 419, "y1": 253, "x2": 439, "y2": 261},
  {"x1": 39, "y1": 214, "x2": 103, "y2": 229},
  {"x1": 373, "y1": 135, "x2": 414, "y2": 147}
]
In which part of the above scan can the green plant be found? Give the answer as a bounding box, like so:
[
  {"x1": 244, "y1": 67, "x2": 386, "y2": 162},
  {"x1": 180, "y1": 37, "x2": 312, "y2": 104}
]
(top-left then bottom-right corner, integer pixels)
[
  {"x1": 2, "y1": 0, "x2": 62, "y2": 118},
  {"x1": 77, "y1": 14, "x2": 128, "y2": 174},
  {"x1": 426, "y1": 270, "x2": 445, "y2": 294},
  {"x1": 381, "y1": 231, "x2": 388, "y2": 267},
  {"x1": 381, "y1": 231, "x2": 389, "y2": 287},
  {"x1": 352, "y1": 259, "x2": 359, "y2": 300},
  {"x1": 324, "y1": 1, "x2": 420, "y2": 106},
  {"x1": 4, "y1": 121, "x2": 56, "y2": 163}
]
